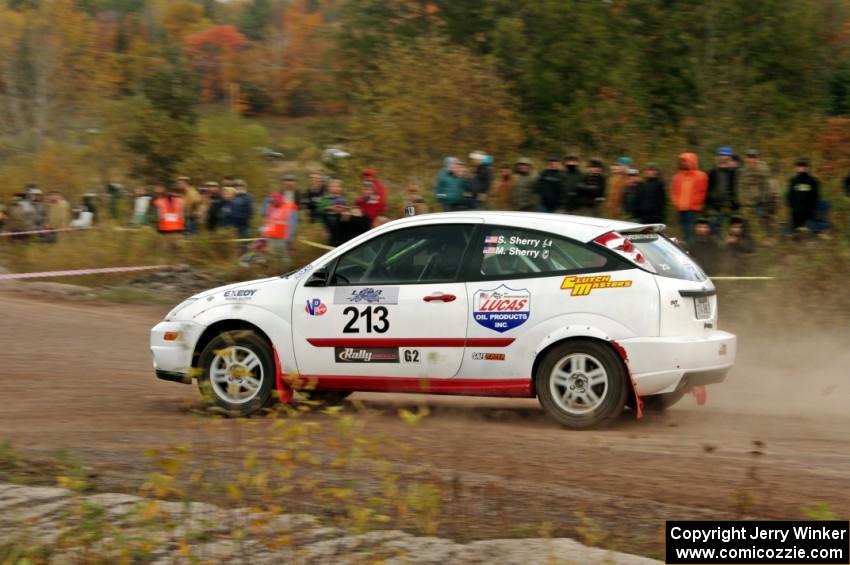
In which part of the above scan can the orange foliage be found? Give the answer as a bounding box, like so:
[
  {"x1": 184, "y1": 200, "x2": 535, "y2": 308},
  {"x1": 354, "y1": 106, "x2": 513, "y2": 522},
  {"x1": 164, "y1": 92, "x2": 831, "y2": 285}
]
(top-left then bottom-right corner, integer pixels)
[
  {"x1": 817, "y1": 117, "x2": 850, "y2": 181},
  {"x1": 185, "y1": 25, "x2": 249, "y2": 101}
]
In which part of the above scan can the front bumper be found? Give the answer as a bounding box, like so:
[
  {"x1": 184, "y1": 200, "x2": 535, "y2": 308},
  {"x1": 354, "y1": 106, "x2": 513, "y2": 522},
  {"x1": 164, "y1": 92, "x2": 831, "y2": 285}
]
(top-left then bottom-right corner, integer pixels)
[
  {"x1": 619, "y1": 330, "x2": 736, "y2": 396},
  {"x1": 150, "y1": 320, "x2": 205, "y2": 382}
]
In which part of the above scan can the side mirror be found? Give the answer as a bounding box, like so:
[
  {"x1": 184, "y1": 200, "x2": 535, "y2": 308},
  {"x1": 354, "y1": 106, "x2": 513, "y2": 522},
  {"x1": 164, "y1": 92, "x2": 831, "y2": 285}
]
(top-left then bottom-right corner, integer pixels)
[{"x1": 304, "y1": 267, "x2": 329, "y2": 287}]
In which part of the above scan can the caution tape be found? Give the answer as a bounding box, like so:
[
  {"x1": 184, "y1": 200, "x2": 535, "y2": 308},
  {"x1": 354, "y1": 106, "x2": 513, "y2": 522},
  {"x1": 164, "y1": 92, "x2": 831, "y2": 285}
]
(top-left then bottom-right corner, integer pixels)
[
  {"x1": 298, "y1": 238, "x2": 335, "y2": 251},
  {"x1": 0, "y1": 264, "x2": 173, "y2": 281},
  {"x1": 0, "y1": 226, "x2": 91, "y2": 237},
  {"x1": 711, "y1": 276, "x2": 775, "y2": 280}
]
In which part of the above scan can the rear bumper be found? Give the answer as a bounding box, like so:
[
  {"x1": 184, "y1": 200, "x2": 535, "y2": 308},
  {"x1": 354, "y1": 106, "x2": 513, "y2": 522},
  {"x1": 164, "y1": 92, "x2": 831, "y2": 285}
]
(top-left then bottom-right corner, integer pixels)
[
  {"x1": 150, "y1": 320, "x2": 205, "y2": 382},
  {"x1": 619, "y1": 331, "x2": 736, "y2": 396}
]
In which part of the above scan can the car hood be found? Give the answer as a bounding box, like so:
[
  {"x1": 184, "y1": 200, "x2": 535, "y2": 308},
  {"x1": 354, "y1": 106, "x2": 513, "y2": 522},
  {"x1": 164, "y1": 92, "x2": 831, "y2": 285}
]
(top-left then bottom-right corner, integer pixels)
[{"x1": 192, "y1": 276, "x2": 280, "y2": 299}]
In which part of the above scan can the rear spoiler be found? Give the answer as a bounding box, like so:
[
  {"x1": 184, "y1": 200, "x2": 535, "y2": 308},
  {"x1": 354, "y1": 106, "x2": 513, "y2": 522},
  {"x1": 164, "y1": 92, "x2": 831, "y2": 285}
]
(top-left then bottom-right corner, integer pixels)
[{"x1": 618, "y1": 223, "x2": 666, "y2": 234}]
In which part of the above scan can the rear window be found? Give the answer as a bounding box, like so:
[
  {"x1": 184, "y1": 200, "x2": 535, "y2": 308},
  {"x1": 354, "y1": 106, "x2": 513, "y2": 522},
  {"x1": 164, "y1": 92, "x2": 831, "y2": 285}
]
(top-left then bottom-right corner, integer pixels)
[{"x1": 624, "y1": 233, "x2": 707, "y2": 282}]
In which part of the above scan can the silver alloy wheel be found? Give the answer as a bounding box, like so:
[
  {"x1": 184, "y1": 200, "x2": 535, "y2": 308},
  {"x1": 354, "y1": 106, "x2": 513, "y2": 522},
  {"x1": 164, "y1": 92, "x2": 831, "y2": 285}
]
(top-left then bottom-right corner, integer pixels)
[
  {"x1": 209, "y1": 345, "x2": 264, "y2": 404},
  {"x1": 549, "y1": 352, "x2": 609, "y2": 415}
]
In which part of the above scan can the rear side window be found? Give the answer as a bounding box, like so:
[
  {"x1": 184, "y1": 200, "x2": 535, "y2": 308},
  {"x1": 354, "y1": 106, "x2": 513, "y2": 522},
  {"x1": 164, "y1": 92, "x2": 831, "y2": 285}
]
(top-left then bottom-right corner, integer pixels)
[
  {"x1": 624, "y1": 233, "x2": 707, "y2": 282},
  {"x1": 475, "y1": 226, "x2": 611, "y2": 279}
]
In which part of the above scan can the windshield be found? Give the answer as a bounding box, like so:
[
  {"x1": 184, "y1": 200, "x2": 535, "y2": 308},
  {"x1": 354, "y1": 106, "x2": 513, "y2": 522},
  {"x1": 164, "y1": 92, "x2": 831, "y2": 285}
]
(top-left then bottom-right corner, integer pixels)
[{"x1": 624, "y1": 233, "x2": 707, "y2": 282}]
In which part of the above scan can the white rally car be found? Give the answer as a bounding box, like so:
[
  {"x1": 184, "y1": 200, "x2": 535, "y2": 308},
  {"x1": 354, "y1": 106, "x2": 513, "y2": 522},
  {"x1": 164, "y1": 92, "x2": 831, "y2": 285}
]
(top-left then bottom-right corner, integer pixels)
[{"x1": 151, "y1": 212, "x2": 736, "y2": 428}]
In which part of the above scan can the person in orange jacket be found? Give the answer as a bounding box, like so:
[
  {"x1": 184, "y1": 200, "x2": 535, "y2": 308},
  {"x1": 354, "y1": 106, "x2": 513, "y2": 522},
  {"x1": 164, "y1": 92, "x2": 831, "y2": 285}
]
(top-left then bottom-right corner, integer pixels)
[
  {"x1": 262, "y1": 192, "x2": 298, "y2": 266},
  {"x1": 154, "y1": 187, "x2": 185, "y2": 234},
  {"x1": 671, "y1": 152, "x2": 708, "y2": 244}
]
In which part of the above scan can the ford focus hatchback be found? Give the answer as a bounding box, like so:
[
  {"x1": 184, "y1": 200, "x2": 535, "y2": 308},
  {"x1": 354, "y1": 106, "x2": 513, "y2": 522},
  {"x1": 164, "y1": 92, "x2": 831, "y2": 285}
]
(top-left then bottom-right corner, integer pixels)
[{"x1": 151, "y1": 212, "x2": 736, "y2": 429}]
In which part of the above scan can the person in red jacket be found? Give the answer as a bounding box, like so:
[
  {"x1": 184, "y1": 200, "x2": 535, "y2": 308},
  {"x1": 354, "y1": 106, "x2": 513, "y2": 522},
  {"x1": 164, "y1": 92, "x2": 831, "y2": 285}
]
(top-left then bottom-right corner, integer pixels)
[
  {"x1": 354, "y1": 179, "x2": 384, "y2": 225},
  {"x1": 671, "y1": 152, "x2": 708, "y2": 244},
  {"x1": 360, "y1": 169, "x2": 387, "y2": 216}
]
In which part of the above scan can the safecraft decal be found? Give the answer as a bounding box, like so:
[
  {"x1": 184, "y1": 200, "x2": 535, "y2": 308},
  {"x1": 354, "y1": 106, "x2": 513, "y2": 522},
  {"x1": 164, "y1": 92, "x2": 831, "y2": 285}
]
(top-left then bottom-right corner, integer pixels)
[
  {"x1": 334, "y1": 347, "x2": 399, "y2": 363},
  {"x1": 473, "y1": 285, "x2": 530, "y2": 333},
  {"x1": 471, "y1": 352, "x2": 506, "y2": 361},
  {"x1": 560, "y1": 275, "x2": 632, "y2": 296},
  {"x1": 305, "y1": 298, "x2": 327, "y2": 316},
  {"x1": 334, "y1": 287, "x2": 399, "y2": 305},
  {"x1": 223, "y1": 289, "x2": 257, "y2": 301}
]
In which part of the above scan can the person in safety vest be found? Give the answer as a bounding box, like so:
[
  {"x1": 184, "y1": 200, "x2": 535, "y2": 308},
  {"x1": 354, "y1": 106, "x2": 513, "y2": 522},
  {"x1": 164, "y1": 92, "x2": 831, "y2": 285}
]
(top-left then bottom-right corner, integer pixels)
[
  {"x1": 262, "y1": 191, "x2": 298, "y2": 265},
  {"x1": 154, "y1": 186, "x2": 185, "y2": 234}
]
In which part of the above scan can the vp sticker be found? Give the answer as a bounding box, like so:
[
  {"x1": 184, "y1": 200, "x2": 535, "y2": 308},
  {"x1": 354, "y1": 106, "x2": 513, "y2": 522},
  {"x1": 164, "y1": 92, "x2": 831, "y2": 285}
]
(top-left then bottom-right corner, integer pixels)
[
  {"x1": 334, "y1": 287, "x2": 399, "y2": 305},
  {"x1": 305, "y1": 298, "x2": 327, "y2": 316},
  {"x1": 473, "y1": 285, "x2": 530, "y2": 333}
]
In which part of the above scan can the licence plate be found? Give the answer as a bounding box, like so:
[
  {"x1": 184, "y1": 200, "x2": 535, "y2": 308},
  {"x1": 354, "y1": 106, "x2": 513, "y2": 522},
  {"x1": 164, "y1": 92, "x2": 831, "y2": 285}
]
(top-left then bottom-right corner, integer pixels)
[{"x1": 694, "y1": 296, "x2": 712, "y2": 320}]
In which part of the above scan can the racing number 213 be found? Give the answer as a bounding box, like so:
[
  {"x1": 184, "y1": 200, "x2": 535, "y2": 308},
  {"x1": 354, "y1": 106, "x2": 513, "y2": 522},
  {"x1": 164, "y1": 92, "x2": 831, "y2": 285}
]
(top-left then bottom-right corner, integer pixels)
[{"x1": 343, "y1": 306, "x2": 389, "y2": 334}]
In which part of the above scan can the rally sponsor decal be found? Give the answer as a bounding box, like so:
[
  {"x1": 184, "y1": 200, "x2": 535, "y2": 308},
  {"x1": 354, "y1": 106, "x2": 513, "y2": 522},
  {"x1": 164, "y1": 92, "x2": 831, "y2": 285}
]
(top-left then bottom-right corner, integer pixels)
[
  {"x1": 305, "y1": 298, "x2": 327, "y2": 316},
  {"x1": 334, "y1": 287, "x2": 399, "y2": 305},
  {"x1": 291, "y1": 263, "x2": 314, "y2": 280},
  {"x1": 471, "y1": 352, "x2": 506, "y2": 361},
  {"x1": 473, "y1": 285, "x2": 530, "y2": 333},
  {"x1": 334, "y1": 347, "x2": 399, "y2": 363},
  {"x1": 223, "y1": 289, "x2": 257, "y2": 301},
  {"x1": 560, "y1": 275, "x2": 632, "y2": 296}
]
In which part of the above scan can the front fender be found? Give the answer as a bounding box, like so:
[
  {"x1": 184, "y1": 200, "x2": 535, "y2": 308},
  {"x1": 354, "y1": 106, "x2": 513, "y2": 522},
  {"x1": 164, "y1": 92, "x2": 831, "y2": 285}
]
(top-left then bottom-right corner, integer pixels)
[{"x1": 192, "y1": 304, "x2": 295, "y2": 373}]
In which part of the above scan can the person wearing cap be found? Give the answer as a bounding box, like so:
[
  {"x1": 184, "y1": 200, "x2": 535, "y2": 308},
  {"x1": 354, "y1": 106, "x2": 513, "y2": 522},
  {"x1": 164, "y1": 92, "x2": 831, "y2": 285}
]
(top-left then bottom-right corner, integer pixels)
[
  {"x1": 786, "y1": 158, "x2": 820, "y2": 234},
  {"x1": 707, "y1": 146, "x2": 740, "y2": 232},
  {"x1": 606, "y1": 156, "x2": 632, "y2": 218},
  {"x1": 671, "y1": 152, "x2": 708, "y2": 244},
  {"x1": 573, "y1": 159, "x2": 606, "y2": 217},
  {"x1": 620, "y1": 168, "x2": 642, "y2": 220},
  {"x1": 634, "y1": 164, "x2": 667, "y2": 225},
  {"x1": 534, "y1": 154, "x2": 565, "y2": 213},
  {"x1": 511, "y1": 157, "x2": 536, "y2": 212},
  {"x1": 739, "y1": 149, "x2": 776, "y2": 231},
  {"x1": 232, "y1": 179, "x2": 253, "y2": 241},
  {"x1": 468, "y1": 151, "x2": 493, "y2": 209},
  {"x1": 562, "y1": 155, "x2": 583, "y2": 213}
]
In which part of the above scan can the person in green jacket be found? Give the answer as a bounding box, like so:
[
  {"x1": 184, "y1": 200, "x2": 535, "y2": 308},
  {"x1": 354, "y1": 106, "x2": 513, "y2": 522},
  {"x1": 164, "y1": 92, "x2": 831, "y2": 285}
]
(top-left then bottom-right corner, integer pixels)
[
  {"x1": 433, "y1": 157, "x2": 468, "y2": 211},
  {"x1": 511, "y1": 157, "x2": 536, "y2": 211}
]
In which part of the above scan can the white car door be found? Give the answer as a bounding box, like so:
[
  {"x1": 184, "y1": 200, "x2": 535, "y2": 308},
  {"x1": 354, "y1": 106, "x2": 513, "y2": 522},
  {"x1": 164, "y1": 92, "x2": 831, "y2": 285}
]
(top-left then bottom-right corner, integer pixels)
[{"x1": 291, "y1": 222, "x2": 480, "y2": 381}]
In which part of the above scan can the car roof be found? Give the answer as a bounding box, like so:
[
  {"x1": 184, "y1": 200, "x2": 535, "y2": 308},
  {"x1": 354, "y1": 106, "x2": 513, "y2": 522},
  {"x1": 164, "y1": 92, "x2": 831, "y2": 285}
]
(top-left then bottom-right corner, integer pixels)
[{"x1": 384, "y1": 211, "x2": 643, "y2": 243}]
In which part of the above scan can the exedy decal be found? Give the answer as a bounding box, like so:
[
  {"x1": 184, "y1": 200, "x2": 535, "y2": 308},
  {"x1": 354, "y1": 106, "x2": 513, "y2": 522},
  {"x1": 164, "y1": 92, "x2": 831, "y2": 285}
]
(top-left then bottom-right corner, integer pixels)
[
  {"x1": 560, "y1": 275, "x2": 632, "y2": 296},
  {"x1": 473, "y1": 285, "x2": 530, "y2": 333},
  {"x1": 334, "y1": 347, "x2": 399, "y2": 363},
  {"x1": 223, "y1": 289, "x2": 257, "y2": 301}
]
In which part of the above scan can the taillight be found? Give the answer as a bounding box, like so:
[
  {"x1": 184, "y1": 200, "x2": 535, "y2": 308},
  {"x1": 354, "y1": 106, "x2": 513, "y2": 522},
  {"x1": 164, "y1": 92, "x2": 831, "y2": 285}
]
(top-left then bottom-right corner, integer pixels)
[{"x1": 594, "y1": 231, "x2": 657, "y2": 273}]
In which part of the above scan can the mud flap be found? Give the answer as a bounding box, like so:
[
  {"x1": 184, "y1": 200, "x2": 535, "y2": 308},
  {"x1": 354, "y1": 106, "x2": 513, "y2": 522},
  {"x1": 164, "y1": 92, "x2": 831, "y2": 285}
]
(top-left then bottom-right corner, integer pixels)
[
  {"x1": 610, "y1": 340, "x2": 643, "y2": 419},
  {"x1": 273, "y1": 348, "x2": 293, "y2": 404},
  {"x1": 688, "y1": 385, "x2": 707, "y2": 406}
]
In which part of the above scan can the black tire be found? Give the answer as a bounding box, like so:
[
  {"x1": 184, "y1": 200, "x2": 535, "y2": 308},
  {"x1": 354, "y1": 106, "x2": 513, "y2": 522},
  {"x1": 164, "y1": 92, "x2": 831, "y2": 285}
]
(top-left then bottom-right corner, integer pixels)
[
  {"x1": 304, "y1": 390, "x2": 353, "y2": 405},
  {"x1": 536, "y1": 340, "x2": 628, "y2": 429},
  {"x1": 641, "y1": 389, "x2": 687, "y2": 412},
  {"x1": 197, "y1": 330, "x2": 275, "y2": 416}
]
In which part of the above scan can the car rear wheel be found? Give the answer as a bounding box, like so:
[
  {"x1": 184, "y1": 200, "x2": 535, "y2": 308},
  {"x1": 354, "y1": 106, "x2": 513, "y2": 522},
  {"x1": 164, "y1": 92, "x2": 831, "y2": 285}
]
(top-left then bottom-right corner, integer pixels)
[
  {"x1": 536, "y1": 340, "x2": 628, "y2": 429},
  {"x1": 198, "y1": 330, "x2": 274, "y2": 416}
]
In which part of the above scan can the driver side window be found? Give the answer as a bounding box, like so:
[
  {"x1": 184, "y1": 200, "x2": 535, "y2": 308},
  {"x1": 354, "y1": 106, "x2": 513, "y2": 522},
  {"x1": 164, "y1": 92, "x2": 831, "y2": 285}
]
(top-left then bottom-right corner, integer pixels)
[{"x1": 331, "y1": 224, "x2": 475, "y2": 285}]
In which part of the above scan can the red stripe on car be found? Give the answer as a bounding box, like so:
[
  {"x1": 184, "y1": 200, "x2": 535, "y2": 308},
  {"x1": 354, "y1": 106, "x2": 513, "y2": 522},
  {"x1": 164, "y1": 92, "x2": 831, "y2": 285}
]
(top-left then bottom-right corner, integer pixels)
[
  {"x1": 297, "y1": 375, "x2": 532, "y2": 397},
  {"x1": 306, "y1": 338, "x2": 515, "y2": 348}
]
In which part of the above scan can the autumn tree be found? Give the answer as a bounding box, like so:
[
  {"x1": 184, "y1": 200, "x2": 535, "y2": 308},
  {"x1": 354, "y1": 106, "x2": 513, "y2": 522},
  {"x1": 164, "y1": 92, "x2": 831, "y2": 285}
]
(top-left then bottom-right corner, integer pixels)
[
  {"x1": 348, "y1": 36, "x2": 522, "y2": 179},
  {"x1": 184, "y1": 24, "x2": 248, "y2": 102}
]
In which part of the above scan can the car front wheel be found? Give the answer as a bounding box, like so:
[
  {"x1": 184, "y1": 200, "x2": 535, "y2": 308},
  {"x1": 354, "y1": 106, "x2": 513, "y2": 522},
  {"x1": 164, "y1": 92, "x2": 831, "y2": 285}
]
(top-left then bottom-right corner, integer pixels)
[
  {"x1": 536, "y1": 340, "x2": 628, "y2": 429},
  {"x1": 198, "y1": 330, "x2": 274, "y2": 416}
]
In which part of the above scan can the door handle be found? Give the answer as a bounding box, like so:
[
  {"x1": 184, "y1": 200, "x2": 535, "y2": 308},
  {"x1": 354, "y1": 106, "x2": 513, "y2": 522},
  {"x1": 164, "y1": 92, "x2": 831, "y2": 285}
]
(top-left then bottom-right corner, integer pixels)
[{"x1": 423, "y1": 293, "x2": 457, "y2": 303}]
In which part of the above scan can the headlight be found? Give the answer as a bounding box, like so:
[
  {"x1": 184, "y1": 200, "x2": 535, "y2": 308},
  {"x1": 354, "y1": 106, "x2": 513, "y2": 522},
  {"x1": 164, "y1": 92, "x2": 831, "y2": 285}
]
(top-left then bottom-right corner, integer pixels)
[{"x1": 166, "y1": 298, "x2": 198, "y2": 320}]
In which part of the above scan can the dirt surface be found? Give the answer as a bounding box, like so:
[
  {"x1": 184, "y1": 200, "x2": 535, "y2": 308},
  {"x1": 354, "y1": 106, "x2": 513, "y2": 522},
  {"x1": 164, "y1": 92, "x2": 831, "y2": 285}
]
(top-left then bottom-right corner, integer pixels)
[{"x1": 3, "y1": 293, "x2": 850, "y2": 557}]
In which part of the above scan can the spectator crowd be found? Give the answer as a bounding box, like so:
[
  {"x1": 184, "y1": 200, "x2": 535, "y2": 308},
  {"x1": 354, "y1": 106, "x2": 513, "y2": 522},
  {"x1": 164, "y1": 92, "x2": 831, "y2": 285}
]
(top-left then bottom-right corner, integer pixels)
[{"x1": 1, "y1": 146, "x2": 847, "y2": 275}]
